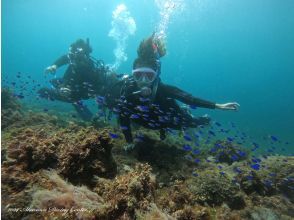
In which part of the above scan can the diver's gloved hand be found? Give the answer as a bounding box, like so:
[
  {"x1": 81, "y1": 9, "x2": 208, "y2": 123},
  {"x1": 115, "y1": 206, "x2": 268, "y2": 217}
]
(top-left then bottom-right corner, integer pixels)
[
  {"x1": 44, "y1": 65, "x2": 57, "y2": 75},
  {"x1": 216, "y1": 102, "x2": 240, "y2": 111},
  {"x1": 123, "y1": 143, "x2": 135, "y2": 151}
]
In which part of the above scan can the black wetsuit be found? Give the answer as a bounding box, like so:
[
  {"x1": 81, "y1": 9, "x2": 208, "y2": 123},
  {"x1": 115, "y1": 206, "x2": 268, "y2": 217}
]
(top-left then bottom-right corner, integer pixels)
[
  {"x1": 105, "y1": 76, "x2": 216, "y2": 143},
  {"x1": 40, "y1": 54, "x2": 107, "y2": 102}
]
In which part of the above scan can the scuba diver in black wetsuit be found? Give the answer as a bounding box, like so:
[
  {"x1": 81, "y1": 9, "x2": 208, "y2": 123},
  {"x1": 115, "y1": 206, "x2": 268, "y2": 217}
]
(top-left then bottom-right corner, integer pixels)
[
  {"x1": 38, "y1": 38, "x2": 117, "y2": 121},
  {"x1": 105, "y1": 34, "x2": 240, "y2": 149}
]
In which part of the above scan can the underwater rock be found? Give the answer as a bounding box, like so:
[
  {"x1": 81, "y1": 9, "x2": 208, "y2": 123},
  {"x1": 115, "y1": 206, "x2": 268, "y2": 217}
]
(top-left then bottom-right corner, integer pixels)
[
  {"x1": 156, "y1": 180, "x2": 195, "y2": 213},
  {"x1": 58, "y1": 127, "x2": 117, "y2": 186},
  {"x1": 1, "y1": 165, "x2": 36, "y2": 220},
  {"x1": 6, "y1": 128, "x2": 58, "y2": 172},
  {"x1": 29, "y1": 170, "x2": 106, "y2": 220},
  {"x1": 95, "y1": 163, "x2": 156, "y2": 219},
  {"x1": 135, "y1": 203, "x2": 174, "y2": 220},
  {"x1": 130, "y1": 133, "x2": 192, "y2": 185},
  {"x1": 1, "y1": 88, "x2": 22, "y2": 110},
  {"x1": 155, "y1": 181, "x2": 213, "y2": 219},
  {"x1": 2, "y1": 108, "x2": 294, "y2": 219},
  {"x1": 210, "y1": 140, "x2": 248, "y2": 165},
  {"x1": 248, "y1": 207, "x2": 280, "y2": 220},
  {"x1": 239, "y1": 171, "x2": 270, "y2": 196},
  {"x1": 232, "y1": 156, "x2": 294, "y2": 201},
  {"x1": 259, "y1": 156, "x2": 294, "y2": 202},
  {"x1": 4, "y1": 124, "x2": 117, "y2": 187},
  {"x1": 172, "y1": 206, "x2": 211, "y2": 220},
  {"x1": 1, "y1": 88, "x2": 23, "y2": 129},
  {"x1": 187, "y1": 170, "x2": 245, "y2": 210}
]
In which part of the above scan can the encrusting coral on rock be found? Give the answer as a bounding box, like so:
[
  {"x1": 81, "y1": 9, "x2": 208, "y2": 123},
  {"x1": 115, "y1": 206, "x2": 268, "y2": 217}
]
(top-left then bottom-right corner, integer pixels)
[
  {"x1": 3, "y1": 125, "x2": 117, "y2": 186},
  {"x1": 94, "y1": 163, "x2": 156, "y2": 219},
  {"x1": 1, "y1": 88, "x2": 23, "y2": 129},
  {"x1": 1, "y1": 101, "x2": 294, "y2": 219}
]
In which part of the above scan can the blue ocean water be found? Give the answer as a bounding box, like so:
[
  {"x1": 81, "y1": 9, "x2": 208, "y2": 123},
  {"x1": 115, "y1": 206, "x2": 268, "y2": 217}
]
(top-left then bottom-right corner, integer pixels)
[{"x1": 2, "y1": 0, "x2": 294, "y2": 153}]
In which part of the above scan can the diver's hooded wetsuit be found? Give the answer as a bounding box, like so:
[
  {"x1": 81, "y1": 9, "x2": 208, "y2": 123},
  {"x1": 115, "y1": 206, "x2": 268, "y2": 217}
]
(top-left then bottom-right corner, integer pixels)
[
  {"x1": 39, "y1": 39, "x2": 109, "y2": 102},
  {"x1": 108, "y1": 76, "x2": 216, "y2": 143},
  {"x1": 38, "y1": 39, "x2": 112, "y2": 120}
]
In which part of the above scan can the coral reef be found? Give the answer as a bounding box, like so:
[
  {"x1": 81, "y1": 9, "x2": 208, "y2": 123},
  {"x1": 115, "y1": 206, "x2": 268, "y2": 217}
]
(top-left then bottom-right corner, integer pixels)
[
  {"x1": 29, "y1": 170, "x2": 106, "y2": 220},
  {"x1": 1, "y1": 105, "x2": 294, "y2": 220},
  {"x1": 57, "y1": 126, "x2": 117, "y2": 186},
  {"x1": 94, "y1": 163, "x2": 156, "y2": 219},
  {"x1": 1, "y1": 88, "x2": 23, "y2": 129},
  {"x1": 130, "y1": 134, "x2": 192, "y2": 185},
  {"x1": 187, "y1": 170, "x2": 245, "y2": 209},
  {"x1": 3, "y1": 125, "x2": 117, "y2": 186},
  {"x1": 210, "y1": 140, "x2": 248, "y2": 165}
]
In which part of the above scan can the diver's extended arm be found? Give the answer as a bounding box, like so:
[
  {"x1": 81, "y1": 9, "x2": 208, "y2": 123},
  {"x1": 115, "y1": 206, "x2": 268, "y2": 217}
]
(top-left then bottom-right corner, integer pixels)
[
  {"x1": 44, "y1": 55, "x2": 69, "y2": 75},
  {"x1": 162, "y1": 83, "x2": 216, "y2": 109},
  {"x1": 162, "y1": 83, "x2": 240, "y2": 111}
]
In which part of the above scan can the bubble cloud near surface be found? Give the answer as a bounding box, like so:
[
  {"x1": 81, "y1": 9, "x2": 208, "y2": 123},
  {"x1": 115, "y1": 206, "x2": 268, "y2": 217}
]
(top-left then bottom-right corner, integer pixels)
[
  {"x1": 108, "y1": 4, "x2": 136, "y2": 71},
  {"x1": 154, "y1": 0, "x2": 185, "y2": 40}
]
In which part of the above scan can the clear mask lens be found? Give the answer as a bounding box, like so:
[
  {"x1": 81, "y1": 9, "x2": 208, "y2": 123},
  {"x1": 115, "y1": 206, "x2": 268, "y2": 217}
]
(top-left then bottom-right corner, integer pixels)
[{"x1": 133, "y1": 71, "x2": 156, "y2": 83}]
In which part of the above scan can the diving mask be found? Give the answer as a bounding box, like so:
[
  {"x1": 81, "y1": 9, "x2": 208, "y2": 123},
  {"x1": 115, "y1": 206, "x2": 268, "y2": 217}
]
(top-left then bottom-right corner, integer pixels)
[{"x1": 132, "y1": 67, "x2": 157, "y2": 83}]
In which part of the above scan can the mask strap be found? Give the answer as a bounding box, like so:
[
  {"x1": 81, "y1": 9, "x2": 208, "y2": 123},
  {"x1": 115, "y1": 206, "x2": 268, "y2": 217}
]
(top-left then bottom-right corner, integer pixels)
[{"x1": 150, "y1": 78, "x2": 159, "y2": 102}]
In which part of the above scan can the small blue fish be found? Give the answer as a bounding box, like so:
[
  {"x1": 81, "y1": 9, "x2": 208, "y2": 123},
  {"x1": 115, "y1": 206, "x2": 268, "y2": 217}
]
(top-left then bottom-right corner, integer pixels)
[
  {"x1": 250, "y1": 163, "x2": 260, "y2": 171},
  {"x1": 139, "y1": 97, "x2": 150, "y2": 102},
  {"x1": 251, "y1": 158, "x2": 261, "y2": 163},
  {"x1": 231, "y1": 154, "x2": 239, "y2": 161},
  {"x1": 270, "y1": 135, "x2": 278, "y2": 142},
  {"x1": 96, "y1": 96, "x2": 105, "y2": 104},
  {"x1": 43, "y1": 108, "x2": 49, "y2": 112},
  {"x1": 269, "y1": 173, "x2": 276, "y2": 177},
  {"x1": 192, "y1": 149, "x2": 201, "y2": 155},
  {"x1": 75, "y1": 100, "x2": 84, "y2": 107},
  {"x1": 192, "y1": 172, "x2": 199, "y2": 177},
  {"x1": 237, "y1": 150, "x2": 246, "y2": 157},
  {"x1": 148, "y1": 123, "x2": 156, "y2": 127},
  {"x1": 233, "y1": 167, "x2": 242, "y2": 174},
  {"x1": 182, "y1": 144, "x2": 192, "y2": 151},
  {"x1": 215, "y1": 122, "x2": 222, "y2": 127},
  {"x1": 184, "y1": 155, "x2": 193, "y2": 161},
  {"x1": 208, "y1": 130, "x2": 216, "y2": 136},
  {"x1": 227, "y1": 137, "x2": 234, "y2": 142},
  {"x1": 263, "y1": 179, "x2": 273, "y2": 187},
  {"x1": 210, "y1": 148, "x2": 217, "y2": 153},
  {"x1": 109, "y1": 132, "x2": 119, "y2": 139},
  {"x1": 113, "y1": 107, "x2": 121, "y2": 113},
  {"x1": 137, "y1": 105, "x2": 149, "y2": 112},
  {"x1": 13, "y1": 93, "x2": 24, "y2": 99},
  {"x1": 220, "y1": 171, "x2": 225, "y2": 176},
  {"x1": 246, "y1": 175, "x2": 254, "y2": 180},
  {"x1": 183, "y1": 134, "x2": 192, "y2": 141},
  {"x1": 194, "y1": 158, "x2": 201, "y2": 163},
  {"x1": 120, "y1": 126, "x2": 128, "y2": 130},
  {"x1": 189, "y1": 105, "x2": 197, "y2": 109},
  {"x1": 130, "y1": 114, "x2": 140, "y2": 119}
]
